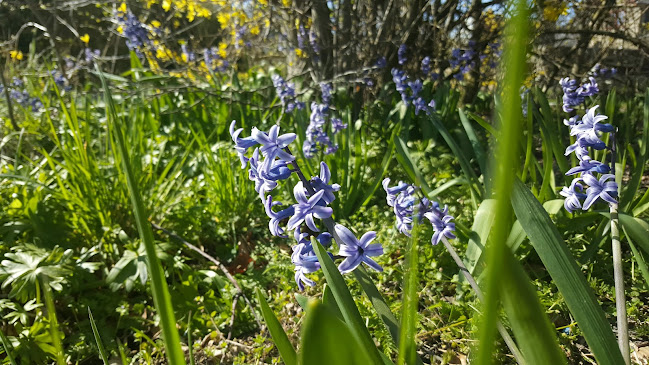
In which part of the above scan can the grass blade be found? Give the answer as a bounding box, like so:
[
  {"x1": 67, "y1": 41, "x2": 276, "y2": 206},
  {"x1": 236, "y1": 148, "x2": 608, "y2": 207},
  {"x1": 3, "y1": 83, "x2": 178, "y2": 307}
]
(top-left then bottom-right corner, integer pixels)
[
  {"x1": 398, "y1": 225, "x2": 419, "y2": 365},
  {"x1": 0, "y1": 329, "x2": 18, "y2": 365},
  {"x1": 623, "y1": 226, "x2": 649, "y2": 289},
  {"x1": 511, "y1": 179, "x2": 625, "y2": 365},
  {"x1": 88, "y1": 307, "x2": 109, "y2": 365},
  {"x1": 255, "y1": 288, "x2": 297, "y2": 365},
  {"x1": 97, "y1": 68, "x2": 186, "y2": 365}
]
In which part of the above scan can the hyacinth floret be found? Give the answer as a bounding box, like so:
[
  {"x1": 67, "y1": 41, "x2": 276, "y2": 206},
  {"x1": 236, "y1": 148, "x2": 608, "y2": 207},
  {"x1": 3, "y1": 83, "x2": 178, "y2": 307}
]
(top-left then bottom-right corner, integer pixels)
[
  {"x1": 229, "y1": 121, "x2": 259, "y2": 168},
  {"x1": 264, "y1": 196, "x2": 295, "y2": 237},
  {"x1": 251, "y1": 125, "x2": 296, "y2": 172},
  {"x1": 559, "y1": 178, "x2": 586, "y2": 213},
  {"x1": 335, "y1": 224, "x2": 384, "y2": 274},
  {"x1": 310, "y1": 162, "x2": 341, "y2": 204},
  {"x1": 286, "y1": 182, "x2": 333, "y2": 232},
  {"x1": 582, "y1": 173, "x2": 618, "y2": 210}
]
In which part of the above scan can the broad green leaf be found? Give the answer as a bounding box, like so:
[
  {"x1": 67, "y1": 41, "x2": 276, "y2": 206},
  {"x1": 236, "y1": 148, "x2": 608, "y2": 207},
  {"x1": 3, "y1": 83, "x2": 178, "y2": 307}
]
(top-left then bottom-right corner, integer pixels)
[
  {"x1": 511, "y1": 179, "x2": 625, "y2": 365},
  {"x1": 311, "y1": 238, "x2": 389, "y2": 365},
  {"x1": 618, "y1": 214, "x2": 649, "y2": 255},
  {"x1": 322, "y1": 284, "x2": 343, "y2": 321},
  {"x1": 500, "y1": 250, "x2": 566, "y2": 365},
  {"x1": 299, "y1": 300, "x2": 373, "y2": 365},
  {"x1": 256, "y1": 288, "x2": 297, "y2": 365},
  {"x1": 294, "y1": 293, "x2": 310, "y2": 311},
  {"x1": 464, "y1": 199, "x2": 497, "y2": 274}
]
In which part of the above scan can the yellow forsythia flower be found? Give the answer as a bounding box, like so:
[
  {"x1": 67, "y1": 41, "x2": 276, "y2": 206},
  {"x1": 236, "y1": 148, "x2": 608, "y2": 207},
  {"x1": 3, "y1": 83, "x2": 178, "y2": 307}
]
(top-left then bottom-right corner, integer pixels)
[
  {"x1": 80, "y1": 34, "x2": 90, "y2": 44},
  {"x1": 151, "y1": 20, "x2": 161, "y2": 28},
  {"x1": 118, "y1": 2, "x2": 127, "y2": 13},
  {"x1": 218, "y1": 42, "x2": 227, "y2": 58},
  {"x1": 258, "y1": 0, "x2": 268, "y2": 4},
  {"x1": 295, "y1": 49, "x2": 303, "y2": 57},
  {"x1": 250, "y1": 25, "x2": 260, "y2": 35},
  {"x1": 162, "y1": 0, "x2": 171, "y2": 11},
  {"x1": 10, "y1": 50, "x2": 23, "y2": 60}
]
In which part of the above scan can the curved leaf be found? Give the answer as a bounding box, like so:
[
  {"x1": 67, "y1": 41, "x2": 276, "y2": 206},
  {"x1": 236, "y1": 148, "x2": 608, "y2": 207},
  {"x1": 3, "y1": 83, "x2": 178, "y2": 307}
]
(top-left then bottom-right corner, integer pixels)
[{"x1": 511, "y1": 179, "x2": 625, "y2": 365}]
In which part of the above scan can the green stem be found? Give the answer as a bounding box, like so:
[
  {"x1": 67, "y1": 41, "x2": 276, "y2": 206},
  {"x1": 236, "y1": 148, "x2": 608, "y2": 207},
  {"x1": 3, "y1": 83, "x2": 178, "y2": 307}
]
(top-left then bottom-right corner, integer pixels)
[
  {"x1": 610, "y1": 204, "x2": 629, "y2": 364},
  {"x1": 441, "y1": 238, "x2": 526, "y2": 365},
  {"x1": 610, "y1": 130, "x2": 630, "y2": 364}
]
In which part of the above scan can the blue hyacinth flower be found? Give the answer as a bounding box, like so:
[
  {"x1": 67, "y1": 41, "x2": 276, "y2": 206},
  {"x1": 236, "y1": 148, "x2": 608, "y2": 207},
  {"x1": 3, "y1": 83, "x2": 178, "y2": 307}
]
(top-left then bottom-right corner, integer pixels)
[{"x1": 334, "y1": 224, "x2": 384, "y2": 274}]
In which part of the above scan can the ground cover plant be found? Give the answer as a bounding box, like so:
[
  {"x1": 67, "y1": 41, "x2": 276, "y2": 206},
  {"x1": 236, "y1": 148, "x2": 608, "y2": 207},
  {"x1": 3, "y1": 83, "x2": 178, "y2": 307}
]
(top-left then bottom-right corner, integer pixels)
[{"x1": 1, "y1": 0, "x2": 649, "y2": 364}]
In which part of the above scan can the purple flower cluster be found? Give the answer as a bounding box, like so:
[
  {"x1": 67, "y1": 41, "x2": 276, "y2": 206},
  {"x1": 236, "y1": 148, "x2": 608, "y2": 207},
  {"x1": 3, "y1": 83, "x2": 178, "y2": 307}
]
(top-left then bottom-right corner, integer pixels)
[
  {"x1": 115, "y1": 10, "x2": 151, "y2": 56},
  {"x1": 0, "y1": 78, "x2": 43, "y2": 112},
  {"x1": 450, "y1": 47, "x2": 475, "y2": 81},
  {"x1": 592, "y1": 64, "x2": 617, "y2": 79},
  {"x1": 559, "y1": 82, "x2": 617, "y2": 212},
  {"x1": 391, "y1": 68, "x2": 436, "y2": 115},
  {"x1": 303, "y1": 83, "x2": 347, "y2": 158},
  {"x1": 383, "y1": 178, "x2": 456, "y2": 245},
  {"x1": 203, "y1": 48, "x2": 229, "y2": 72},
  {"x1": 272, "y1": 74, "x2": 305, "y2": 113},
  {"x1": 84, "y1": 48, "x2": 100, "y2": 63},
  {"x1": 560, "y1": 77, "x2": 599, "y2": 113},
  {"x1": 231, "y1": 122, "x2": 383, "y2": 290}
]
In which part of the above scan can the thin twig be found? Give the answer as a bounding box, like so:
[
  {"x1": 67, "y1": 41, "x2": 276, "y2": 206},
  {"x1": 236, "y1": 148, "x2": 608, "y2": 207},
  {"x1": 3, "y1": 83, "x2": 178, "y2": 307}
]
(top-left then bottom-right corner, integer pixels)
[
  {"x1": 149, "y1": 221, "x2": 263, "y2": 329},
  {"x1": 227, "y1": 294, "x2": 240, "y2": 340}
]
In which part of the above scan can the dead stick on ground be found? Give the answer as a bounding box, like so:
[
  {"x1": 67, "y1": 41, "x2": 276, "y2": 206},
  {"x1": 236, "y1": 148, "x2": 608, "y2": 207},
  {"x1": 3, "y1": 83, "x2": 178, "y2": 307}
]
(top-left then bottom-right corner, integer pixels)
[{"x1": 150, "y1": 221, "x2": 262, "y2": 329}]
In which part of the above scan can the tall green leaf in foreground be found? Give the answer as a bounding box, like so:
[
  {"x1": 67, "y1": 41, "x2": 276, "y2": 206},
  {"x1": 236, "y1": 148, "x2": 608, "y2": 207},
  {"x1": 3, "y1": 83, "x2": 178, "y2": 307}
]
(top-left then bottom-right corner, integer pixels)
[
  {"x1": 256, "y1": 288, "x2": 297, "y2": 365},
  {"x1": 477, "y1": 0, "x2": 566, "y2": 363},
  {"x1": 97, "y1": 68, "x2": 186, "y2": 365},
  {"x1": 511, "y1": 179, "x2": 625, "y2": 365},
  {"x1": 299, "y1": 300, "x2": 373, "y2": 365}
]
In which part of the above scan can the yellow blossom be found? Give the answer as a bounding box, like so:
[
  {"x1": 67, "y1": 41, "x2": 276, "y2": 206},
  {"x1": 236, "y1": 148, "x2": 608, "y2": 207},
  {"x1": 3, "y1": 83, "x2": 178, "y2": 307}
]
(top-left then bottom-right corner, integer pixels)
[
  {"x1": 10, "y1": 50, "x2": 23, "y2": 60},
  {"x1": 218, "y1": 42, "x2": 227, "y2": 58},
  {"x1": 162, "y1": 0, "x2": 171, "y2": 11},
  {"x1": 295, "y1": 49, "x2": 304, "y2": 57},
  {"x1": 151, "y1": 20, "x2": 161, "y2": 28},
  {"x1": 80, "y1": 34, "x2": 90, "y2": 44},
  {"x1": 250, "y1": 25, "x2": 260, "y2": 35},
  {"x1": 118, "y1": 2, "x2": 127, "y2": 13}
]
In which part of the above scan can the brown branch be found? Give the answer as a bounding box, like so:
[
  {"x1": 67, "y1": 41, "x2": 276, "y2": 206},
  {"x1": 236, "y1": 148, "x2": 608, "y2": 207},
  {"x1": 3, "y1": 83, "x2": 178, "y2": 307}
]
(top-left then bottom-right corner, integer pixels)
[{"x1": 149, "y1": 221, "x2": 263, "y2": 330}]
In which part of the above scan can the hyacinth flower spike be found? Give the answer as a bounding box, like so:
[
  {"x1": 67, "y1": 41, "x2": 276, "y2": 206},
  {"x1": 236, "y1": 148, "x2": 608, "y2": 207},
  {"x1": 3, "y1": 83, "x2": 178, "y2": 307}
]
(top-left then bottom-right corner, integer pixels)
[{"x1": 334, "y1": 224, "x2": 384, "y2": 274}]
